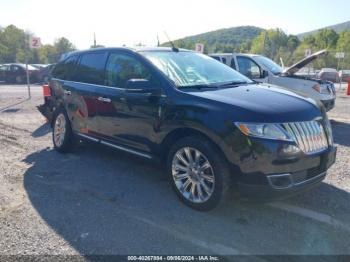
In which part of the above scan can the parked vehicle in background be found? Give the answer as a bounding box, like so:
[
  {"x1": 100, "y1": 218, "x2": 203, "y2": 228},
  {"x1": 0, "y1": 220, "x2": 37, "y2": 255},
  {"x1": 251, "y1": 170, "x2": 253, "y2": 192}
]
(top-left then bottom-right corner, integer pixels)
[
  {"x1": 294, "y1": 67, "x2": 317, "y2": 78},
  {"x1": 209, "y1": 50, "x2": 336, "y2": 111},
  {"x1": 0, "y1": 63, "x2": 39, "y2": 84},
  {"x1": 339, "y1": 70, "x2": 350, "y2": 82},
  {"x1": 37, "y1": 64, "x2": 55, "y2": 83},
  {"x1": 38, "y1": 47, "x2": 336, "y2": 211},
  {"x1": 317, "y1": 68, "x2": 340, "y2": 83},
  {"x1": 31, "y1": 64, "x2": 49, "y2": 70}
]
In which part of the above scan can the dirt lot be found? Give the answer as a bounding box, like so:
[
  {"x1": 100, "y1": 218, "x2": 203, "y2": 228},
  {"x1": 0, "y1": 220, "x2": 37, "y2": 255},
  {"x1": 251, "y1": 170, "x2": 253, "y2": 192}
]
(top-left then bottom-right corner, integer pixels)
[{"x1": 0, "y1": 84, "x2": 350, "y2": 257}]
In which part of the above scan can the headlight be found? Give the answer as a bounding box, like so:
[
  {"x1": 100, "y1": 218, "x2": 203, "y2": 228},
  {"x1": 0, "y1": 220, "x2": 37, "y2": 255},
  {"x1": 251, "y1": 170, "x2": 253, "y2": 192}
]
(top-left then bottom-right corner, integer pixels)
[
  {"x1": 313, "y1": 84, "x2": 331, "y2": 94},
  {"x1": 235, "y1": 122, "x2": 292, "y2": 141}
]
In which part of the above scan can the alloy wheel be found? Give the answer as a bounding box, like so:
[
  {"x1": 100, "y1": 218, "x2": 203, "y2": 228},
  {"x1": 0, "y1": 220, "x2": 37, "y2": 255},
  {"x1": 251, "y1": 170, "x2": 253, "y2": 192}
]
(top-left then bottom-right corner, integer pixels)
[
  {"x1": 53, "y1": 113, "x2": 66, "y2": 147},
  {"x1": 171, "y1": 147, "x2": 215, "y2": 203}
]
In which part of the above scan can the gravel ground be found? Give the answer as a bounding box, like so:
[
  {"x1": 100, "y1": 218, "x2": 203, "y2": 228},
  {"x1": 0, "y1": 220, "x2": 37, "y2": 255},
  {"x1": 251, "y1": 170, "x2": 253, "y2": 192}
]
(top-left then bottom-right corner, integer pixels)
[{"x1": 0, "y1": 84, "x2": 350, "y2": 258}]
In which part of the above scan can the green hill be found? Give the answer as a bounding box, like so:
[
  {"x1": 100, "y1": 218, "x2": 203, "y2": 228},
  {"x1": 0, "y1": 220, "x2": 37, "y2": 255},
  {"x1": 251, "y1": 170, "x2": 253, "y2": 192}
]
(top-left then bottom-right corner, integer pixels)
[
  {"x1": 162, "y1": 26, "x2": 264, "y2": 53},
  {"x1": 298, "y1": 20, "x2": 350, "y2": 38}
]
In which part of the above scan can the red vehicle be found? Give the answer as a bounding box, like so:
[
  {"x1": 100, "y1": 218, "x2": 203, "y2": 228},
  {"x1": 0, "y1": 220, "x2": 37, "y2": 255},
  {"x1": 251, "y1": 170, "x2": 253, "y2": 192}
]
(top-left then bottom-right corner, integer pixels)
[
  {"x1": 339, "y1": 70, "x2": 350, "y2": 82},
  {"x1": 0, "y1": 63, "x2": 39, "y2": 84}
]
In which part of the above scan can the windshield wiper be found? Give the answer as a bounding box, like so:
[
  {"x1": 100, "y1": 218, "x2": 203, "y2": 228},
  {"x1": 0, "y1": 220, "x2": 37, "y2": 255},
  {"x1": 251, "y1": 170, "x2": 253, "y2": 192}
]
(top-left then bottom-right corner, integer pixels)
[
  {"x1": 217, "y1": 81, "x2": 253, "y2": 87},
  {"x1": 178, "y1": 84, "x2": 218, "y2": 89}
]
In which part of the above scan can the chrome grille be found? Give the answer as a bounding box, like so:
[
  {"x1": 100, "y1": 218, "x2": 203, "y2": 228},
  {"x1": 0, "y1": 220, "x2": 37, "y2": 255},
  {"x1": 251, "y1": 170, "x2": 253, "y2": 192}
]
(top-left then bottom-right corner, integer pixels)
[{"x1": 282, "y1": 121, "x2": 329, "y2": 154}]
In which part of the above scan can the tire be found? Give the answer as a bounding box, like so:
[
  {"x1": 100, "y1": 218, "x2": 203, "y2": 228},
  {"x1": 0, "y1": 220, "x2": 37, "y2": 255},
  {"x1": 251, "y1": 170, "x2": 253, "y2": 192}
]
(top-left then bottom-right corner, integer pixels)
[
  {"x1": 52, "y1": 108, "x2": 74, "y2": 153},
  {"x1": 167, "y1": 136, "x2": 232, "y2": 211}
]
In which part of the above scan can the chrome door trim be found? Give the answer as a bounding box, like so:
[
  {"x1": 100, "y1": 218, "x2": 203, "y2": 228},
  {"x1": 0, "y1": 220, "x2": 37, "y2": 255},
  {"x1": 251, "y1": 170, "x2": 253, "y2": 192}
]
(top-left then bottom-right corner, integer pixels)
[
  {"x1": 76, "y1": 132, "x2": 153, "y2": 159},
  {"x1": 100, "y1": 140, "x2": 153, "y2": 159}
]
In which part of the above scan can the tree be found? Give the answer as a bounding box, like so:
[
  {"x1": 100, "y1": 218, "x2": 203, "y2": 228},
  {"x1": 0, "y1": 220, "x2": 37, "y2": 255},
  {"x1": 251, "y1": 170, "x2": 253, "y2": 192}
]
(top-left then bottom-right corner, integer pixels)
[
  {"x1": 0, "y1": 25, "x2": 26, "y2": 63},
  {"x1": 336, "y1": 31, "x2": 350, "y2": 69},
  {"x1": 314, "y1": 29, "x2": 338, "y2": 50},
  {"x1": 52, "y1": 37, "x2": 76, "y2": 61}
]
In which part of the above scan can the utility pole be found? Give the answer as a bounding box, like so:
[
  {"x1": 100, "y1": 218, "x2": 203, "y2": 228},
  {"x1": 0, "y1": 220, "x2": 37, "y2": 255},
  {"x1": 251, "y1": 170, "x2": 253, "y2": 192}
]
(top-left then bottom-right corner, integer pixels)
[{"x1": 24, "y1": 35, "x2": 31, "y2": 99}]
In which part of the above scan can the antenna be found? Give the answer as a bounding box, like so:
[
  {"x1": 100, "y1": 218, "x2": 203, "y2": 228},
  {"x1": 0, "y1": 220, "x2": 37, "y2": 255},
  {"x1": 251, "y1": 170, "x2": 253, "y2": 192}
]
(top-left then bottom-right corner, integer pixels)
[
  {"x1": 93, "y1": 32, "x2": 96, "y2": 48},
  {"x1": 164, "y1": 31, "x2": 178, "y2": 52}
]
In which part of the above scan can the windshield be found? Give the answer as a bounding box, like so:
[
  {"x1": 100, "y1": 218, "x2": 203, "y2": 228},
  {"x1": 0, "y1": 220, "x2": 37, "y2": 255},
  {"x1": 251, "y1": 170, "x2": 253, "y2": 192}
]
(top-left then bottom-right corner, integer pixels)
[
  {"x1": 141, "y1": 51, "x2": 252, "y2": 87},
  {"x1": 254, "y1": 56, "x2": 283, "y2": 75}
]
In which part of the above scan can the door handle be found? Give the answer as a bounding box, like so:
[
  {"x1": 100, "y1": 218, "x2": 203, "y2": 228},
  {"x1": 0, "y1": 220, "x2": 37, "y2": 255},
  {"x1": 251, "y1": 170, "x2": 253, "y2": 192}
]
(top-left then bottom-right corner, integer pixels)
[
  {"x1": 63, "y1": 90, "x2": 71, "y2": 95},
  {"x1": 98, "y1": 97, "x2": 112, "y2": 103}
]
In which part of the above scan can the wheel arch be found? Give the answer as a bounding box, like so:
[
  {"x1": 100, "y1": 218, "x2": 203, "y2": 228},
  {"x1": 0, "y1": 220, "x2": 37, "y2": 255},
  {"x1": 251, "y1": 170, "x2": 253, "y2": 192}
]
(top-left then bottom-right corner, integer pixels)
[{"x1": 159, "y1": 127, "x2": 230, "y2": 165}]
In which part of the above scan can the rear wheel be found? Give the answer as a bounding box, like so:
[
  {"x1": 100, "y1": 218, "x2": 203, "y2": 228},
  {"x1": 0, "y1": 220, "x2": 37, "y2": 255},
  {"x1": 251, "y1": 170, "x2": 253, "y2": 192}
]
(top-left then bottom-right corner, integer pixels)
[
  {"x1": 167, "y1": 136, "x2": 232, "y2": 211},
  {"x1": 52, "y1": 108, "x2": 74, "y2": 153}
]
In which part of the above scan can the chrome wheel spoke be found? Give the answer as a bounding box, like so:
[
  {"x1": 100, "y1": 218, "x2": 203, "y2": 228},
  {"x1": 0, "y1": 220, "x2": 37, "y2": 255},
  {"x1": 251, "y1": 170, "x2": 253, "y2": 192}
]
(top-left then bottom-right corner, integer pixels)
[
  {"x1": 199, "y1": 161, "x2": 211, "y2": 172},
  {"x1": 184, "y1": 147, "x2": 194, "y2": 165},
  {"x1": 201, "y1": 173, "x2": 214, "y2": 183},
  {"x1": 181, "y1": 178, "x2": 191, "y2": 192},
  {"x1": 190, "y1": 182, "x2": 196, "y2": 200},
  {"x1": 174, "y1": 163, "x2": 188, "y2": 172},
  {"x1": 200, "y1": 179, "x2": 212, "y2": 196},
  {"x1": 173, "y1": 172, "x2": 189, "y2": 181},
  {"x1": 176, "y1": 152, "x2": 189, "y2": 166},
  {"x1": 196, "y1": 183, "x2": 204, "y2": 201},
  {"x1": 194, "y1": 150, "x2": 201, "y2": 166}
]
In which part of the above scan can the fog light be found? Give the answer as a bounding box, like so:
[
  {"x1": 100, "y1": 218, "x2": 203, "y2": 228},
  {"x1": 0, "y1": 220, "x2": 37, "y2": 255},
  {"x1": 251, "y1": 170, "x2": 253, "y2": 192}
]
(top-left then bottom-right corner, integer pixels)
[
  {"x1": 280, "y1": 144, "x2": 300, "y2": 155},
  {"x1": 267, "y1": 174, "x2": 293, "y2": 189}
]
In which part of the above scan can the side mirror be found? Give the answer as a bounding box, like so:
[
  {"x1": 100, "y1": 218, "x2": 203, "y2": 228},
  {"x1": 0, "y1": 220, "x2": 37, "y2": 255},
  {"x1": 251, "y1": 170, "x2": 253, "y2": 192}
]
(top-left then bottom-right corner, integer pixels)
[
  {"x1": 261, "y1": 70, "x2": 269, "y2": 78},
  {"x1": 125, "y1": 79, "x2": 160, "y2": 95}
]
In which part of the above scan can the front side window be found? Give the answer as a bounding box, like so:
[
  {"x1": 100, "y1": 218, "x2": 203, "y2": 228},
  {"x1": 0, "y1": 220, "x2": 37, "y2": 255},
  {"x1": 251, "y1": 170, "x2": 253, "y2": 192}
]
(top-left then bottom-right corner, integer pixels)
[
  {"x1": 52, "y1": 55, "x2": 79, "y2": 80},
  {"x1": 142, "y1": 51, "x2": 252, "y2": 87},
  {"x1": 105, "y1": 53, "x2": 152, "y2": 88},
  {"x1": 11, "y1": 66, "x2": 19, "y2": 71},
  {"x1": 237, "y1": 56, "x2": 261, "y2": 79},
  {"x1": 75, "y1": 52, "x2": 108, "y2": 85},
  {"x1": 254, "y1": 56, "x2": 283, "y2": 75}
]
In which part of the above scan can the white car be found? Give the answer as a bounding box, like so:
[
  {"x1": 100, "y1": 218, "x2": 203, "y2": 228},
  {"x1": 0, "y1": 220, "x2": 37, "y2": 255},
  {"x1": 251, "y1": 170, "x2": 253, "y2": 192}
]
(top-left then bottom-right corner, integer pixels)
[{"x1": 209, "y1": 50, "x2": 336, "y2": 111}]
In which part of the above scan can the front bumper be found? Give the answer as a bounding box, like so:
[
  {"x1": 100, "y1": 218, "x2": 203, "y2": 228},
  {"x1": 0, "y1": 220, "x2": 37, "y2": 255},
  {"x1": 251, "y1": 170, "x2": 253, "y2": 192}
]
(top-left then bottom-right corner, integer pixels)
[{"x1": 237, "y1": 146, "x2": 336, "y2": 200}]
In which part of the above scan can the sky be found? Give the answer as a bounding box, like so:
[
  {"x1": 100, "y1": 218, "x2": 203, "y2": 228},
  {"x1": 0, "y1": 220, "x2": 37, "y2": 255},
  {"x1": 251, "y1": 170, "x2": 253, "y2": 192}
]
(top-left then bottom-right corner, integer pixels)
[{"x1": 0, "y1": 0, "x2": 349, "y2": 49}]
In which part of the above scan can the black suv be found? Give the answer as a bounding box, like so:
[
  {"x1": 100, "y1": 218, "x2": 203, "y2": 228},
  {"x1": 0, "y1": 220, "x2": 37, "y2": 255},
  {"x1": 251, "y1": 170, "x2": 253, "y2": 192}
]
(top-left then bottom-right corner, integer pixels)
[{"x1": 42, "y1": 47, "x2": 336, "y2": 210}]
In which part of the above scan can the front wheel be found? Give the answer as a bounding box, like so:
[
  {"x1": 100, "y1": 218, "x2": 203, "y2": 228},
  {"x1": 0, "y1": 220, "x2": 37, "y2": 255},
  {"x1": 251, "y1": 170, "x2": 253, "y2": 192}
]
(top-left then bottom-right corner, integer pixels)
[
  {"x1": 52, "y1": 108, "x2": 74, "y2": 153},
  {"x1": 167, "y1": 136, "x2": 232, "y2": 211}
]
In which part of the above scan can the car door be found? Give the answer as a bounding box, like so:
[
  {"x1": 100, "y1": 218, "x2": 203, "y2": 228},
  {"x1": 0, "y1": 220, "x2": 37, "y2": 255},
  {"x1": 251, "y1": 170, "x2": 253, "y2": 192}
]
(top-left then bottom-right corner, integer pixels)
[
  {"x1": 11, "y1": 65, "x2": 25, "y2": 83},
  {"x1": 236, "y1": 56, "x2": 265, "y2": 82},
  {"x1": 96, "y1": 51, "x2": 164, "y2": 153},
  {"x1": 66, "y1": 51, "x2": 109, "y2": 137},
  {"x1": 51, "y1": 53, "x2": 106, "y2": 137}
]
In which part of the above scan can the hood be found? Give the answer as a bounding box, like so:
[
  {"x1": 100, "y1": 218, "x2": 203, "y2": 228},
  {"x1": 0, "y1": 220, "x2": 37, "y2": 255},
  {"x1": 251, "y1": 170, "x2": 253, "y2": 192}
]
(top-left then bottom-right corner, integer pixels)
[
  {"x1": 187, "y1": 84, "x2": 322, "y2": 123},
  {"x1": 282, "y1": 49, "x2": 328, "y2": 76}
]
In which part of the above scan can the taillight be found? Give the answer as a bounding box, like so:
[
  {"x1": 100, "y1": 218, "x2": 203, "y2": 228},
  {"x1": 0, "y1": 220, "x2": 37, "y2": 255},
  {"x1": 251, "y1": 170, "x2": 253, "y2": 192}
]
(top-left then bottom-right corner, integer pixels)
[{"x1": 43, "y1": 84, "x2": 51, "y2": 97}]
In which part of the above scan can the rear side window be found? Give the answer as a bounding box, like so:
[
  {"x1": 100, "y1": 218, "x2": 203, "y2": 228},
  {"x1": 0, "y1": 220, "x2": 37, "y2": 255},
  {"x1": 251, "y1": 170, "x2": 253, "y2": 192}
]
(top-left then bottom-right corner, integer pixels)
[
  {"x1": 105, "y1": 53, "x2": 152, "y2": 88},
  {"x1": 75, "y1": 52, "x2": 108, "y2": 85},
  {"x1": 52, "y1": 55, "x2": 78, "y2": 80}
]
